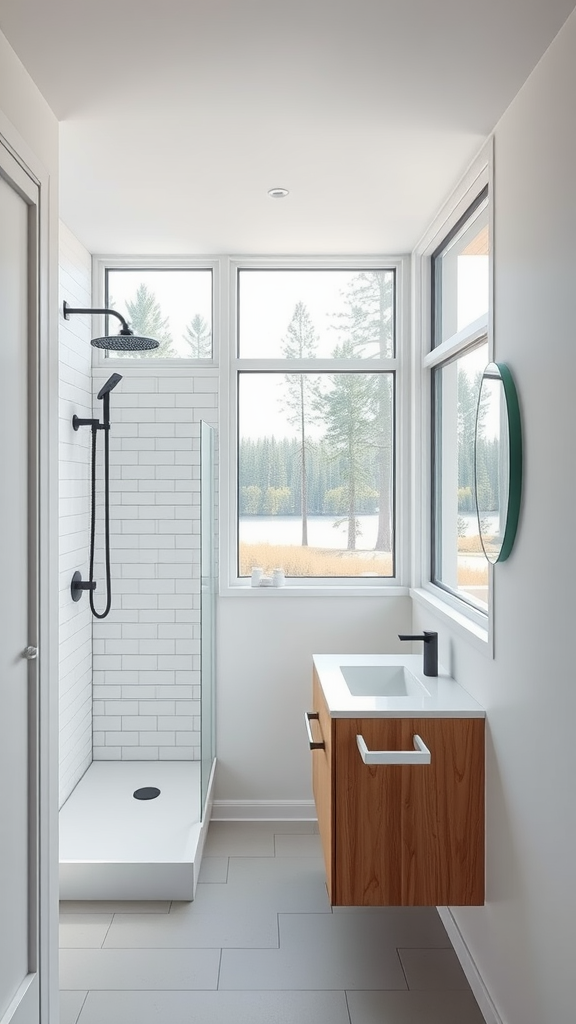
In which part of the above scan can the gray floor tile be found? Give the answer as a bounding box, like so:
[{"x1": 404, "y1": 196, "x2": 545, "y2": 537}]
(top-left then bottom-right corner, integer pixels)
[
  {"x1": 59, "y1": 915, "x2": 113, "y2": 948},
  {"x1": 332, "y1": 906, "x2": 450, "y2": 948},
  {"x1": 59, "y1": 900, "x2": 171, "y2": 914},
  {"x1": 398, "y1": 947, "x2": 471, "y2": 990},
  {"x1": 219, "y1": 913, "x2": 407, "y2": 990},
  {"x1": 59, "y1": 947, "x2": 220, "y2": 990},
  {"x1": 227, "y1": 854, "x2": 327, "y2": 886},
  {"x1": 105, "y1": 866, "x2": 330, "y2": 949},
  {"x1": 59, "y1": 991, "x2": 88, "y2": 1024},
  {"x1": 197, "y1": 856, "x2": 229, "y2": 883},
  {"x1": 347, "y1": 989, "x2": 486, "y2": 1024},
  {"x1": 76, "y1": 989, "x2": 350, "y2": 1024},
  {"x1": 274, "y1": 833, "x2": 324, "y2": 857},
  {"x1": 203, "y1": 822, "x2": 276, "y2": 857},
  {"x1": 104, "y1": 890, "x2": 280, "y2": 949}
]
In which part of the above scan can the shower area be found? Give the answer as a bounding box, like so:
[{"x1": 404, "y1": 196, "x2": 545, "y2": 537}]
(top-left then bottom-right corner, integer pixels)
[{"x1": 58, "y1": 250, "x2": 218, "y2": 900}]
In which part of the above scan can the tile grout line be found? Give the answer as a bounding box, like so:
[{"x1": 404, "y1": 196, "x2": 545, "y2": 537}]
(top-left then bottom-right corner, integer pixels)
[
  {"x1": 100, "y1": 914, "x2": 115, "y2": 948},
  {"x1": 396, "y1": 946, "x2": 410, "y2": 990},
  {"x1": 344, "y1": 989, "x2": 353, "y2": 1024},
  {"x1": 73, "y1": 989, "x2": 89, "y2": 1024}
]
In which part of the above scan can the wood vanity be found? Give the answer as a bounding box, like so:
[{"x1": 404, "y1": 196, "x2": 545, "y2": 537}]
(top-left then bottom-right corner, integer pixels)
[{"x1": 308, "y1": 656, "x2": 485, "y2": 907}]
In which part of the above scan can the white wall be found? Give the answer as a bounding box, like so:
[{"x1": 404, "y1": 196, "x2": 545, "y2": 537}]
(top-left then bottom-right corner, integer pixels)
[
  {"x1": 413, "y1": 12, "x2": 576, "y2": 1023},
  {"x1": 215, "y1": 595, "x2": 412, "y2": 808},
  {"x1": 91, "y1": 366, "x2": 218, "y2": 759},
  {"x1": 59, "y1": 224, "x2": 93, "y2": 806}
]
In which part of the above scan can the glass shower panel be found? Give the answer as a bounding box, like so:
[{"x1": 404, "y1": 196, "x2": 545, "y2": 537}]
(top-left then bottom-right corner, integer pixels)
[{"x1": 200, "y1": 421, "x2": 217, "y2": 815}]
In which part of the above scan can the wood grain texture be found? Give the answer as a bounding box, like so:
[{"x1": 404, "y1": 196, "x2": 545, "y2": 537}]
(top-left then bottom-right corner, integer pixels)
[
  {"x1": 401, "y1": 718, "x2": 484, "y2": 905},
  {"x1": 311, "y1": 671, "x2": 335, "y2": 899},
  {"x1": 328, "y1": 715, "x2": 484, "y2": 907},
  {"x1": 334, "y1": 717, "x2": 405, "y2": 906}
]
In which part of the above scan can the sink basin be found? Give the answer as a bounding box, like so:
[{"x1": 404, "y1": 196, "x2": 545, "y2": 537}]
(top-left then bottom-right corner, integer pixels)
[{"x1": 340, "y1": 664, "x2": 429, "y2": 698}]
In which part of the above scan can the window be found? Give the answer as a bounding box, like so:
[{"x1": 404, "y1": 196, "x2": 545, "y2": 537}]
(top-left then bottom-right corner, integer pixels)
[
  {"x1": 232, "y1": 265, "x2": 400, "y2": 585},
  {"x1": 104, "y1": 267, "x2": 213, "y2": 359},
  {"x1": 428, "y1": 188, "x2": 491, "y2": 616}
]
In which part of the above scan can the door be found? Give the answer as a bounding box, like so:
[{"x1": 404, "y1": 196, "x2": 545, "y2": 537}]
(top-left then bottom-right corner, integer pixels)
[{"x1": 0, "y1": 141, "x2": 41, "y2": 1024}]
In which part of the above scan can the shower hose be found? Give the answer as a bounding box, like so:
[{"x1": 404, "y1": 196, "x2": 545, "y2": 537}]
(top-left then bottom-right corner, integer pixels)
[{"x1": 88, "y1": 420, "x2": 112, "y2": 619}]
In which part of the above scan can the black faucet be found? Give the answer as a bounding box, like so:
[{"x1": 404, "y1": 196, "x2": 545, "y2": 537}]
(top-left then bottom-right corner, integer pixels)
[{"x1": 398, "y1": 631, "x2": 438, "y2": 676}]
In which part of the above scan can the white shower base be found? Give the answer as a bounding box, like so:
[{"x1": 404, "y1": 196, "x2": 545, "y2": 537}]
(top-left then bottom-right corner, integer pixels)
[{"x1": 59, "y1": 760, "x2": 215, "y2": 901}]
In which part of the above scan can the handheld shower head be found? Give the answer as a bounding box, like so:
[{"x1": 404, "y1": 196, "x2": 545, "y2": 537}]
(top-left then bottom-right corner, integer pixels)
[
  {"x1": 63, "y1": 301, "x2": 160, "y2": 352},
  {"x1": 97, "y1": 373, "x2": 123, "y2": 400}
]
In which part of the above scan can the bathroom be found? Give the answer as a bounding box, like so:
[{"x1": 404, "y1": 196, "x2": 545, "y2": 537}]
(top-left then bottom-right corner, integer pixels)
[{"x1": 1, "y1": 3, "x2": 576, "y2": 1023}]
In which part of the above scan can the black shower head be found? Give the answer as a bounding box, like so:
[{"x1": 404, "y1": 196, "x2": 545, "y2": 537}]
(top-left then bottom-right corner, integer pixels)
[
  {"x1": 63, "y1": 301, "x2": 160, "y2": 352},
  {"x1": 97, "y1": 373, "x2": 123, "y2": 400}
]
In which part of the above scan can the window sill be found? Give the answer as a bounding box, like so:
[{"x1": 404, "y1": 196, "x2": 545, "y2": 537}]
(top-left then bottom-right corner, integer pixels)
[
  {"x1": 220, "y1": 583, "x2": 410, "y2": 598},
  {"x1": 410, "y1": 587, "x2": 492, "y2": 656}
]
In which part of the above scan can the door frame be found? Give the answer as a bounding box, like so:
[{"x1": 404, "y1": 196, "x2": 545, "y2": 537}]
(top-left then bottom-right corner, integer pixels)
[{"x1": 0, "y1": 112, "x2": 59, "y2": 1024}]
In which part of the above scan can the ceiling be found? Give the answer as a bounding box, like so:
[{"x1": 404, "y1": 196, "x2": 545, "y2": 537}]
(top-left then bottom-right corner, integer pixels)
[{"x1": 0, "y1": 0, "x2": 574, "y2": 255}]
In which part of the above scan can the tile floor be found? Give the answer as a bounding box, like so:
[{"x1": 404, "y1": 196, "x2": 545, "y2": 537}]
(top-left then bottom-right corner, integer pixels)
[{"x1": 59, "y1": 821, "x2": 486, "y2": 1024}]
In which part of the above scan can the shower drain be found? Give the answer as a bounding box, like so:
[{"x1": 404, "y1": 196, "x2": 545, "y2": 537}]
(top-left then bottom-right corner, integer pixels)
[{"x1": 133, "y1": 787, "x2": 161, "y2": 800}]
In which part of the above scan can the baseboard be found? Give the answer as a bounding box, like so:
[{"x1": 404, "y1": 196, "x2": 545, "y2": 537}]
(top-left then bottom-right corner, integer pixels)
[
  {"x1": 437, "y1": 907, "x2": 503, "y2": 1024},
  {"x1": 211, "y1": 799, "x2": 316, "y2": 821}
]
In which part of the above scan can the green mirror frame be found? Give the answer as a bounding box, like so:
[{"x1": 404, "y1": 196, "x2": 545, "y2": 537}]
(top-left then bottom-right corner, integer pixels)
[{"x1": 474, "y1": 362, "x2": 522, "y2": 563}]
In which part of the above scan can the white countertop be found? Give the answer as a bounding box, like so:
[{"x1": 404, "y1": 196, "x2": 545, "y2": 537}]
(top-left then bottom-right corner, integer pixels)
[{"x1": 313, "y1": 653, "x2": 485, "y2": 718}]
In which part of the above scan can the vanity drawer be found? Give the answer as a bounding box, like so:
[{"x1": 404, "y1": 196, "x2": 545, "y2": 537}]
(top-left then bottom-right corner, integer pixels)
[{"x1": 308, "y1": 685, "x2": 485, "y2": 906}]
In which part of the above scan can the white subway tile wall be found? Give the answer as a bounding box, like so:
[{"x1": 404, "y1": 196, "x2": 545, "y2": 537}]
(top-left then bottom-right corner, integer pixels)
[
  {"x1": 59, "y1": 225, "x2": 93, "y2": 806},
  {"x1": 91, "y1": 368, "x2": 218, "y2": 760}
]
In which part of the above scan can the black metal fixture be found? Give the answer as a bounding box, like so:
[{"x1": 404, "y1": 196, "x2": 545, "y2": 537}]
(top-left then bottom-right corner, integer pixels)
[
  {"x1": 62, "y1": 300, "x2": 159, "y2": 351},
  {"x1": 71, "y1": 373, "x2": 123, "y2": 619},
  {"x1": 398, "y1": 631, "x2": 439, "y2": 677},
  {"x1": 133, "y1": 787, "x2": 161, "y2": 800},
  {"x1": 70, "y1": 570, "x2": 96, "y2": 602}
]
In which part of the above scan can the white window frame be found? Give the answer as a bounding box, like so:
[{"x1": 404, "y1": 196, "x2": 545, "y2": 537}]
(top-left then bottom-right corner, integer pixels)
[
  {"x1": 92, "y1": 255, "x2": 221, "y2": 368},
  {"x1": 220, "y1": 256, "x2": 411, "y2": 596},
  {"x1": 411, "y1": 140, "x2": 494, "y2": 651}
]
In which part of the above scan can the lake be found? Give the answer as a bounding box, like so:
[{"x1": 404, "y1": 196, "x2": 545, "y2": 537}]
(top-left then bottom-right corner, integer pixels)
[{"x1": 239, "y1": 514, "x2": 382, "y2": 550}]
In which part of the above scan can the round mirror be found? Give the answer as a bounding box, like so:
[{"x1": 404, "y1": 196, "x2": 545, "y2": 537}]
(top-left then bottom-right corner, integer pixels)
[{"x1": 474, "y1": 362, "x2": 522, "y2": 563}]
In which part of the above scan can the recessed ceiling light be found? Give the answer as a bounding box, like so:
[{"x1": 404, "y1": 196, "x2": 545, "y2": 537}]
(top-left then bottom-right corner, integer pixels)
[{"x1": 268, "y1": 187, "x2": 289, "y2": 199}]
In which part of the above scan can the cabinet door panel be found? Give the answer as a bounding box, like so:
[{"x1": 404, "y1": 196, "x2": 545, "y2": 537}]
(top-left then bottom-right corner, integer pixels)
[
  {"x1": 334, "y1": 718, "x2": 404, "y2": 906},
  {"x1": 401, "y1": 718, "x2": 484, "y2": 905}
]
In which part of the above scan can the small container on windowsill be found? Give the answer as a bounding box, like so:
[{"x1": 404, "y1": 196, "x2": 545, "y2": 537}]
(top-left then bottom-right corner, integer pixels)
[
  {"x1": 251, "y1": 567, "x2": 263, "y2": 587},
  {"x1": 259, "y1": 576, "x2": 273, "y2": 586},
  {"x1": 272, "y1": 568, "x2": 285, "y2": 587}
]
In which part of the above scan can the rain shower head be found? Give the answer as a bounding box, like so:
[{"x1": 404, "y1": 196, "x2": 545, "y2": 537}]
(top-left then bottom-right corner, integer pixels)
[
  {"x1": 63, "y1": 301, "x2": 160, "y2": 352},
  {"x1": 97, "y1": 373, "x2": 123, "y2": 400}
]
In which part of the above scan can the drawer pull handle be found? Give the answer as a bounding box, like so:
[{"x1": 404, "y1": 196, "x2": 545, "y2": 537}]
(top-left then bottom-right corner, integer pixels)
[
  {"x1": 356, "y1": 733, "x2": 431, "y2": 765},
  {"x1": 305, "y1": 711, "x2": 325, "y2": 750}
]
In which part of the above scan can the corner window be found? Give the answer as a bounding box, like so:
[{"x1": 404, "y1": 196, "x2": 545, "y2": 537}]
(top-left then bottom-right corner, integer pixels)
[
  {"x1": 232, "y1": 266, "x2": 399, "y2": 584},
  {"x1": 428, "y1": 189, "x2": 491, "y2": 615},
  {"x1": 104, "y1": 267, "x2": 213, "y2": 359}
]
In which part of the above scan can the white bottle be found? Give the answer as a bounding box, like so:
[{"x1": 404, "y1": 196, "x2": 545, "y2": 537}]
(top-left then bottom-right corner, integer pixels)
[
  {"x1": 272, "y1": 568, "x2": 285, "y2": 587},
  {"x1": 251, "y1": 567, "x2": 263, "y2": 587}
]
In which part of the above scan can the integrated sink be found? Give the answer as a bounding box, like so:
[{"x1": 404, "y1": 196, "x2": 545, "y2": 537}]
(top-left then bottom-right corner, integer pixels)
[{"x1": 340, "y1": 664, "x2": 430, "y2": 698}]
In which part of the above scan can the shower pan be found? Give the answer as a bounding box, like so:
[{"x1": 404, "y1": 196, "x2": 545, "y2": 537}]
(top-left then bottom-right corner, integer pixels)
[{"x1": 59, "y1": 421, "x2": 217, "y2": 901}]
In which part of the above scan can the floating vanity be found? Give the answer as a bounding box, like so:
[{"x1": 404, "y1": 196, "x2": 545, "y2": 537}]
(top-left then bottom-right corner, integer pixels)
[{"x1": 307, "y1": 654, "x2": 485, "y2": 907}]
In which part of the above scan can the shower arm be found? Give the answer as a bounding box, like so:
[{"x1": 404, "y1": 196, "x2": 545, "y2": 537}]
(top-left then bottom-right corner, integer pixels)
[{"x1": 63, "y1": 300, "x2": 133, "y2": 335}]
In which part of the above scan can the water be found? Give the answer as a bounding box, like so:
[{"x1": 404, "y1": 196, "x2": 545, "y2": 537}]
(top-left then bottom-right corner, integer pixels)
[{"x1": 239, "y1": 514, "x2": 381, "y2": 550}]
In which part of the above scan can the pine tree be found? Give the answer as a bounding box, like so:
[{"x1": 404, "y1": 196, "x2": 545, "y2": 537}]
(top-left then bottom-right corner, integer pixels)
[
  {"x1": 281, "y1": 302, "x2": 321, "y2": 545},
  {"x1": 183, "y1": 314, "x2": 212, "y2": 358},
  {"x1": 331, "y1": 271, "x2": 395, "y2": 552},
  {"x1": 124, "y1": 284, "x2": 176, "y2": 358},
  {"x1": 321, "y1": 343, "x2": 378, "y2": 550}
]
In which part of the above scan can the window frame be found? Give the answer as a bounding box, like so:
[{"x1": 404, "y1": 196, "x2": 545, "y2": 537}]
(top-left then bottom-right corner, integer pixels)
[
  {"x1": 92, "y1": 255, "x2": 221, "y2": 368},
  {"x1": 412, "y1": 141, "x2": 494, "y2": 650},
  {"x1": 220, "y1": 256, "x2": 411, "y2": 596}
]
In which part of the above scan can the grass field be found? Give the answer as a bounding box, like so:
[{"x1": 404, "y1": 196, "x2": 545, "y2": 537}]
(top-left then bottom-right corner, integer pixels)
[{"x1": 240, "y1": 540, "x2": 490, "y2": 588}]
